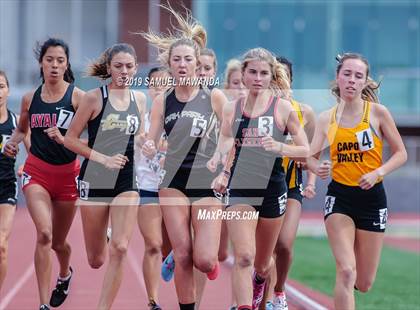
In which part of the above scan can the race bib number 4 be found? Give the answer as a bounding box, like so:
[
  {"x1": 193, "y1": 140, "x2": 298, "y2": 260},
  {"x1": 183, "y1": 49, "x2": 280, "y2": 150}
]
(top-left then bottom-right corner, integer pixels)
[
  {"x1": 356, "y1": 128, "x2": 374, "y2": 152},
  {"x1": 258, "y1": 116, "x2": 273, "y2": 136},
  {"x1": 190, "y1": 118, "x2": 207, "y2": 138},
  {"x1": 57, "y1": 109, "x2": 74, "y2": 129},
  {"x1": 324, "y1": 195, "x2": 336, "y2": 216}
]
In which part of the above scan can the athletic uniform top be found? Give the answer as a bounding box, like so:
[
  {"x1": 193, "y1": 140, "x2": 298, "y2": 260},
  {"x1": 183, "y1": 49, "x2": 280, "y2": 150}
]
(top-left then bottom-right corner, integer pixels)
[
  {"x1": 0, "y1": 110, "x2": 17, "y2": 180},
  {"x1": 163, "y1": 88, "x2": 218, "y2": 172},
  {"x1": 29, "y1": 84, "x2": 76, "y2": 165},
  {"x1": 282, "y1": 99, "x2": 304, "y2": 189},
  {"x1": 81, "y1": 85, "x2": 141, "y2": 179},
  {"x1": 229, "y1": 96, "x2": 287, "y2": 188},
  {"x1": 328, "y1": 101, "x2": 383, "y2": 186},
  {"x1": 135, "y1": 113, "x2": 165, "y2": 191}
]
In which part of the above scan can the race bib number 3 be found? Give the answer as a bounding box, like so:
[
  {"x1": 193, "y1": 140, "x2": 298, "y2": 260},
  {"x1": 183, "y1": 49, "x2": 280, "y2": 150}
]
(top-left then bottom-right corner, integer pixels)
[
  {"x1": 1, "y1": 134, "x2": 11, "y2": 153},
  {"x1": 356, "y1": 128, "x2": 374, "y2": 152},
  {"x1": 258, "y1": 116, "x2": 273, "y2": 136},
  {"x1": 190, "y1": 118, "x2": 207, "y2": 138},
  {"x1": 126, "y1": 115, "x2": 139, "y2": 135},
  {"x1": 57, "y1": 109, "x2": 74, "y2": 129}
]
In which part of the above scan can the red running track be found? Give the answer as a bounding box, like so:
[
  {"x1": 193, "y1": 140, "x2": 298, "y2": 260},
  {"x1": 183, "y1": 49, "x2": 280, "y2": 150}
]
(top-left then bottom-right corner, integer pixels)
[{"x1": 1, "y1": 208, "x2": 334, "y2": 310}]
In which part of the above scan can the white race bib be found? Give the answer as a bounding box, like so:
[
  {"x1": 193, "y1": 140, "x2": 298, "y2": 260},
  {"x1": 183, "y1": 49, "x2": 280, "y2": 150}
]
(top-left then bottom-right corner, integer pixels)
[
  {"x1": 356, "y1": 128, "x2": 374, "y2": 152},
  {"x1": 190, "y1": 118, "x2": 208, "y2": 138},
  {"x1": 57, "y1": 109, "x2": 74, "y2": 129},
  {"x1": 324, "y1": 195, "x2": 336, "y2": 216},
  {"x1": 126, "y1": 115, "x2": 140, "y2": 135},
  {"x1": 21, "y1": 172, "x2": 32, "y2": 187},
  {"x1": 1, "y1": 134, "x2": 11, "y2": 153},
  {"x1": 79, "y1": 180, "x2": 90, "y2": 200},
  {"x1": 258, "y1": 116, "x2": 273, "y2": 136}
]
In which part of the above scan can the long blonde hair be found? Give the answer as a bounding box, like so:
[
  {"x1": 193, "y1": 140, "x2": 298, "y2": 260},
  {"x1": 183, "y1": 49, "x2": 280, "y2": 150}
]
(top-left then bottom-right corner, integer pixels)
[
  {"x1": 241, "y1": 48, "x2": 290, "y2": 97},
  {"x1": 332, "y1": 53, "x2": 380, "y2": 103},
  {"x1": 140, "y1": 3, "x2": 207, "y2": 66}
]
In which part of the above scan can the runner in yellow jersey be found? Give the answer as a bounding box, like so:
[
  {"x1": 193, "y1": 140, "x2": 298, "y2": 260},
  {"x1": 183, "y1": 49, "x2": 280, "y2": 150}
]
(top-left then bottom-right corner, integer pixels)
[{"x1": 308, "y1": 53, "x2": 407, "y2": 310}]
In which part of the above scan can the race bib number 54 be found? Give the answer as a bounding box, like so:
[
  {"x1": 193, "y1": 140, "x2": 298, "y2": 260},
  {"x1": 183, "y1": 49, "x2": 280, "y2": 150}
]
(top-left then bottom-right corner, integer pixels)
[{"x1": 190, "y1": 118, "x2": 207, "y2": 138}]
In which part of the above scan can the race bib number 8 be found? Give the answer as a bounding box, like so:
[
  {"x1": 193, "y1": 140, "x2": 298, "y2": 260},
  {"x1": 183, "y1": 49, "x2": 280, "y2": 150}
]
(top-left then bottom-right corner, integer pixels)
[
  {"x1": 190, "y1": 118, "x2": 207, "y2": 138},
  {"x1": 1, "y1": 134, "x2": 11, "y2": 153},
  {"x1": 258, "y1": 116, "x2": 273, "y2": 136},
  {"x1": 79, "y1": 180, "x2": 90, "y2": 200},
  {"x1": 57, "y1": 109, "x2": 74, "y2": 129},
  {"x1": 356, "y1": 128, "x2": 374, "y2": 152},
  {"x1": 126, "y1": 115, "x2": 139, "y2": 135}
]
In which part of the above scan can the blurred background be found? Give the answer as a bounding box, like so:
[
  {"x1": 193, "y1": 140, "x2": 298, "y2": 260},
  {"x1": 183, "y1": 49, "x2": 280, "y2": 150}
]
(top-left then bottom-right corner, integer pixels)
[{"x1": 0, "y1": 0, "x2": 419, "y2": 212}]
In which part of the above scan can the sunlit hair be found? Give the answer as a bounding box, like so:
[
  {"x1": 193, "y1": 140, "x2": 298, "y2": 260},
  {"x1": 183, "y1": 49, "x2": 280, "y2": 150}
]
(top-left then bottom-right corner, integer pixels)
[
  {"x1": 86, "y1": 43, "x2": 137, "y2": 80},
  {"x1": 140, "y1": 3, "x2": 206, "y2": 66},
  {"x1": 332, "y1": 53, "x2": 380, "y2": 103},
  {"x1": 241, "y1": 47, "x2": 290, "y2": 97},
  {"x1": 223, "y1": 58, "x2": 241, "y2": 89}
]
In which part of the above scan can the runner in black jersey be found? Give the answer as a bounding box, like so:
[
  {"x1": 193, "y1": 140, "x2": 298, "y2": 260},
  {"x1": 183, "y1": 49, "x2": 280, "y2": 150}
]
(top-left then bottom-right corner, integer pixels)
[
  {"x1": 0, "y1": 70, "x2": 30, "y2": 293},
  {"x1": 210, "y1": 48, "x2": 309, "y2": 310},
  {"x1": 141, "y1": 6, "x2": 227, "y2": 310},
  {"x1": 262, "y1": 56, "x2": 317, "y2": 310},
  {"x1": 4, "y1": 39, "x2": 84, "y2": 310},
  {"x1": 64, "y1": 43, "x2": 145, "y2": 310}
]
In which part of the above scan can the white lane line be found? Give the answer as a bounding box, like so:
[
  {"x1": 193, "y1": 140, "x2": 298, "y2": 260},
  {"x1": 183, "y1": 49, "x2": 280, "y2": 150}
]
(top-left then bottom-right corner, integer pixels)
[
  {"x1": 0, "y1": 264, "x2": 34, "y2": 310},
  {"x1": 225, "y1": 255, "x2": 329, "y2": 310},
  {"x1": 285, "y1": 283, "x2": 328, "y2": 310}
]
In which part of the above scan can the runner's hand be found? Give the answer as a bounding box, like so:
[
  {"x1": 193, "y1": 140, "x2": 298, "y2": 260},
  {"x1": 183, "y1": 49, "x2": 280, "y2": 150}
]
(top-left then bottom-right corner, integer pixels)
[
  {"x1": 142, "y1": 139, "x2": 157, "y2": 159},
  {"x1": 104, "y1": 154, "x2": 129, "y2": 170}
]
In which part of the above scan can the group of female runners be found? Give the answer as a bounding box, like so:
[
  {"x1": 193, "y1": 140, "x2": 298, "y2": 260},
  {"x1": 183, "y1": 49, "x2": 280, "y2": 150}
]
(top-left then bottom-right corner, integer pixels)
[{"x1": 0, "y1": 5, "x2": 407, "y2": 310}]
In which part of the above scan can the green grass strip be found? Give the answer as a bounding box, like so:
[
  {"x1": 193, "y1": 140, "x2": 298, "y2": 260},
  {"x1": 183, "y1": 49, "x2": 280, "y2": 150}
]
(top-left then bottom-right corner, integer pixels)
[{"x1": 289, "y1": 236, "x2": 420, "y2": 309}]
